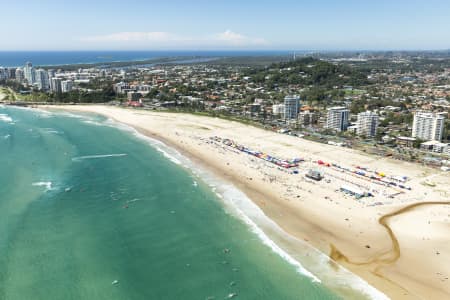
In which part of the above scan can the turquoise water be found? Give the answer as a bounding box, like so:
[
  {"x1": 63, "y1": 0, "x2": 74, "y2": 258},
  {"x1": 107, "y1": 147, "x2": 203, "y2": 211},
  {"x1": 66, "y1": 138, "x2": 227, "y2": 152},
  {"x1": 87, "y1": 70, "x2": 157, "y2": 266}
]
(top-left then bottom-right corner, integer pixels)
[{"x1": 0, "y1": 106, "x2": 339, "y2": 300}]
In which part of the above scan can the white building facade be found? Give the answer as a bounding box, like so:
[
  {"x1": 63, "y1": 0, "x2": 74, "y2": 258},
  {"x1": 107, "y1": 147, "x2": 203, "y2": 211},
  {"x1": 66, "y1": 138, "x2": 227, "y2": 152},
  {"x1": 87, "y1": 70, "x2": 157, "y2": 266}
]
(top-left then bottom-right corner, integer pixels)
[
  {"x1": 15, "y1": 68, "x2": 24, "y2": 83},
  {"x1": 35, "y1": 69, "x2": 50, "y2": 90},
  {"x1": 0, "y1": 67, "x2": 9, "y2": 80},
  {"x1": 51, "y1": 78, "x2": 62, "y2": 93},
  {"x1": 61, "y1": 80, "x2": 73, "y2": 93},
  {"x1": 356, "y1": 111, "x2": 379, "y2": 137},
  {"x1": 272, "y1": 104, "x2": 285, "y2": 118},
  {"x1": 24, "y1": 62, "x2": 35, "y2": 85},
  {"x1": 284, "y1": 95, "x2": 300, "y2": 120},
  {"x1": 326, "y1": 106, "x2": 349, "y2": 132},
  {"x1": 412, "y1": 111, "x2": 446, "y2": 141}
]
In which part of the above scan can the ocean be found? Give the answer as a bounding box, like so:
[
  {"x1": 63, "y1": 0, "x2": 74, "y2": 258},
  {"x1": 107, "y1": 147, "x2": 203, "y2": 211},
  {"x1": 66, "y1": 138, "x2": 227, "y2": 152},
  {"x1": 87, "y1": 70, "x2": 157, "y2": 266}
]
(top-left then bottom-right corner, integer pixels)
[
  {"x1": 0, "y1": 51, "x2": 293, "y2": 68},
  {"x1": 0, "y1": 105, "x2": 343, "y2": 300}
]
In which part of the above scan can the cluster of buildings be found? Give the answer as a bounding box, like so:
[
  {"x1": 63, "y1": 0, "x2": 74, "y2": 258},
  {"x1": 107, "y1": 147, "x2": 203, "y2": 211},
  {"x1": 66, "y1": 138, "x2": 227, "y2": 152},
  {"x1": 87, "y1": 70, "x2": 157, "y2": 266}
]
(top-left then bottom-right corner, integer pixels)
[
  {"x1": 324, "y1": 107, "x2": 380, "y2": 138},
  {"x1": 0, "y1": 62, "x2": 74, "y2": 93},
  {"x1": 2, "y1": 57, "x2": 448, "y2": 159},
  {"x1": 276, "y1": 94, "x2": 448, "y2": 155},
  {"x1": 1, "y1": 61, "x2": 113, "y2": 94},
  {"x1": 273, "y1": 95, "x2": 319, "y2": 128},
  {"x1": 275, "y1": 96, "x2": 381, "y2": 138}
]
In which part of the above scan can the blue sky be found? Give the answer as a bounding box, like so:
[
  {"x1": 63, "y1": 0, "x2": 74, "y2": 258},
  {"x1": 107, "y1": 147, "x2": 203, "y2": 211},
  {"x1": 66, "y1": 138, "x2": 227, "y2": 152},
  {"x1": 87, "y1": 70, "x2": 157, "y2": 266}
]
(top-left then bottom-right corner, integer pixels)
[{"x1": 1, "y1": 0, "x2": 449, "y2": 50}]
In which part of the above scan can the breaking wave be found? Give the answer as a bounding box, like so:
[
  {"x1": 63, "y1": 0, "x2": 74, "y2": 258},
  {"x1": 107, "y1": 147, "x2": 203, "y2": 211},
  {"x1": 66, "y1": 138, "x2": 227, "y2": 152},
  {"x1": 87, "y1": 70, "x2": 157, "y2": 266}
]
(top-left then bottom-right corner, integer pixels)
[{"x1": 72, "y1": 153, "x2": 128, "y2": 161}]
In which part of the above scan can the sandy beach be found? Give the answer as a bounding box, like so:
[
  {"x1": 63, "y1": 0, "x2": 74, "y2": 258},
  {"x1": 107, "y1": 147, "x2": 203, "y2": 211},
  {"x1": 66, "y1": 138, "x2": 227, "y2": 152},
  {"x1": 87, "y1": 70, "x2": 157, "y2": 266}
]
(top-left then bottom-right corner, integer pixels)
[{"x1": 44, "y1": 105, "x2": 450, "y2": 299}]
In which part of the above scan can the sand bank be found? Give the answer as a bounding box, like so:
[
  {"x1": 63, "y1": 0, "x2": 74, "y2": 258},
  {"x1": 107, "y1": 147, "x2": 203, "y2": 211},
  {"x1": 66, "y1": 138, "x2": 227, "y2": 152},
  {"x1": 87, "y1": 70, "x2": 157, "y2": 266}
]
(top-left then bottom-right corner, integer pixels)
[{"x1": 44, "y1": 105, "x2": 450, "y2": 299}]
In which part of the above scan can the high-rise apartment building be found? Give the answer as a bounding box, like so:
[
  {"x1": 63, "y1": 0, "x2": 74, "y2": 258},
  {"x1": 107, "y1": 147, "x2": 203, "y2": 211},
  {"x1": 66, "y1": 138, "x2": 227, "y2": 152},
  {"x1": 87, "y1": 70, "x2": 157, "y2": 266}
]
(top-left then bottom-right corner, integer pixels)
[
  {"x1": 284, "y1": 95, "x2": 300, "y2": 120},
  {"x1": 24, "y1": 62, "x2": 35, "y2": 84},
  {"x1": 15, "y1": 68, "x2": 24, "y2": 83},
  {"x1": 51, "y1": 78, "x2": 62, "y2": 93},
  {"x1": 412, "y1": 111, "x2": 446, "y2": 141},
  {"x1": 356, "y1": 111, "x2": 379, "y2": 137},
  {"x1": 326, "y1": 106, "x2": 349, "y2": 132},
  {"x1": 61, "y1": 80, "x2": 73, "y2": 93},
  {"x1": 0, "y1": 67, "x2": 8, "y2": 80},
  {"x1": 35, "y1": 69, "x2": 50, "y2": 90}
]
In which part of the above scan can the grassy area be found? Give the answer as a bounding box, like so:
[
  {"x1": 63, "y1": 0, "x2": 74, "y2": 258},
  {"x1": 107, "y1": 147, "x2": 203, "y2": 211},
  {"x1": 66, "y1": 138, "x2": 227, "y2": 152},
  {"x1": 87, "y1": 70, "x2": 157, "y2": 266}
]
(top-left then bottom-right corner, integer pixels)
[
  {"x1": 344, "y1": 89, "x2": 366, "y2": 95},
  {"x1": 0, "y1": 87, "x2": 19, "y2": 101},
  {"x1": 161, "y1": 108, "x2": 266, "y2": 129}
]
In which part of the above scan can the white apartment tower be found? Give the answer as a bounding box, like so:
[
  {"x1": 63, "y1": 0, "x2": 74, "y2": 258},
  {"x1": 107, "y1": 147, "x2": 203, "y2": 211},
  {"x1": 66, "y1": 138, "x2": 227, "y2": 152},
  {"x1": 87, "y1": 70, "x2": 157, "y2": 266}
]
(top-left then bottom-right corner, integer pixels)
[
  {"x1": 35, "y1": 69, "x2": 50, "y2": 90},
  {"x1": 412, "y1": 111, "x2": 446, "y2": 141},
  {"x1": 51, "y1": 78, "x2": 62, "y2": 93},
  {"x1": 15, "y1": 68, "x2": 24, "y2": 83},
  {"x1": 24, "y1": 62, "x2": 35, "y2": 85},
  {"x1": 326, "y1": 106, "x2": 349, "y2": 132},
  {"x1": 0, "y1": 67, "x2": 8, "y2": 80},
  {"x1": 356, "y1": 111, "x2": 379, "y2": 137},
  {"x1": 61, "y1": 80, "x2": 73, "y2": 93},
  {"x1": 284, "y1": 95, "x2": 300, "y2": 120}
]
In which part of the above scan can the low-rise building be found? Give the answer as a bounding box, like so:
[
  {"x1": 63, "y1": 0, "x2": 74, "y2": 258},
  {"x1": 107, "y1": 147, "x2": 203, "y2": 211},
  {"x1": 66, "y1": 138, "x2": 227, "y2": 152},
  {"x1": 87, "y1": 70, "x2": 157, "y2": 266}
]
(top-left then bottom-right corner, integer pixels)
[
  {"x1": 396, "y1": 136, "x2": 416, "y2": 148},
  {"x1": 421, "y1": 141, "x2": 449, "y2": 153},
  {"x1": 114, "y1": 82, "x2": 131, "y2": 94},
  {"x1": 272, "y1": 104, "x2": 285, "y2": 118},
  {"x1": 127, "y1": 92, "x2": 142, "y2": 101},
  {"x1": 298, "y1": 111, "x2": 317, "y2": 126}
]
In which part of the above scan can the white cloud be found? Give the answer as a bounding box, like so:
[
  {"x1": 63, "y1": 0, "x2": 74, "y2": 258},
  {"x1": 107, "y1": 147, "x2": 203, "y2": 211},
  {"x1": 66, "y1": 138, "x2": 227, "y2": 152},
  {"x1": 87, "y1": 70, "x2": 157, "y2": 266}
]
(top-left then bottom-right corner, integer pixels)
[
  {"x1": 79, "y1": 30, "x2": 268, "y2": 48},
  {"x1": 216, "y1": 30, "x2": 246, "y2": 42},
  {"x1": 214, "y1": 30, "x2": 267, "y2": 46},
  {"x1": 80, "y1": 31, "x2": 174, "y2": 42}
]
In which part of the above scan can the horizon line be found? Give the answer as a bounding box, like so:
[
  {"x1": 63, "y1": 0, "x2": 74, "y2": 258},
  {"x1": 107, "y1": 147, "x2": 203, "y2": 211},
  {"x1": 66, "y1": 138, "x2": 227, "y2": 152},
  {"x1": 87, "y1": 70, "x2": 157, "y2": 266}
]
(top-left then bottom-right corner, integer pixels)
[{"x1": 0, "y1": 48, "x2": 450, "y2": 52}]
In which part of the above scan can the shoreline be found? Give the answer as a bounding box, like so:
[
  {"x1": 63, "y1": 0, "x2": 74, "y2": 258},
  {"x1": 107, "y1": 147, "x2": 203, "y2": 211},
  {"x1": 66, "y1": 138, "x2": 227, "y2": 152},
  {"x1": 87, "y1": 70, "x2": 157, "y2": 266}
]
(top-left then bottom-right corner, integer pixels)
[
  {"x1": 108, "y1": 113, "x2": 389, "y2": 299},
  {"x1": 39, "y1": 105, "x2": 450, "y2": 299}
]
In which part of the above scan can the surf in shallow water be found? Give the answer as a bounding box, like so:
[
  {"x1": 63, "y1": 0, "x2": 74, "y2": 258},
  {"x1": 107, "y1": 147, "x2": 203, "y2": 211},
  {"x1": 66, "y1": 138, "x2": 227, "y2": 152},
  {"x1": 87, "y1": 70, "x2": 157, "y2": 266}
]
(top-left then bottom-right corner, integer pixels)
[{"x1": 0, "y1": 106, "x2": 386, "y2": 300}]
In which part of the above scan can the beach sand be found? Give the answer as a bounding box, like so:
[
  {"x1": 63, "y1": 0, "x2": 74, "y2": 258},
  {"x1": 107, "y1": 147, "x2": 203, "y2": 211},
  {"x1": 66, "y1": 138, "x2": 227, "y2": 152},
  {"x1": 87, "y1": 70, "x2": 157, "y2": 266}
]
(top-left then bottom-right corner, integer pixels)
[{"x1": 44, "y1": 105, "x2": 450, "y2": 299}]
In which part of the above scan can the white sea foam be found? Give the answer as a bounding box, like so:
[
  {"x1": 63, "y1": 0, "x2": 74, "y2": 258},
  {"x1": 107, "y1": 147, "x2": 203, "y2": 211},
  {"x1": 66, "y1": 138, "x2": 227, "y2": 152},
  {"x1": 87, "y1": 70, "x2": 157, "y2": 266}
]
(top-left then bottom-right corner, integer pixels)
[
  {"x1": 57, "y1": 111, "x2": 92, "y2": 119},
  {"x1": 72, "y1": 153, "x2": 128, "y2": 161},
  {"x1": 216, "y1": 186, "x2": 321, "y2": 282},
  {"x1": 41, "y1": 128, "x2": 63, "y2": 134},
  {"x1": 32, "y1": 181, "x2": 53, "y2": 191},
  {"x1": 0, "y1": 114, "x2": 13, "y2": 123},
  {"x1": 107, "y1": 120, "x2": 185, "y2": 166},
  {"x1": 82, "y1": 119, "x2": 108, "y2": 126},
  {"x1": 33, "y1": 109, "x2": 55, "y2": 118},
  {"x1": 155, "y1": 147, "x2": 182, "y2": 165}
]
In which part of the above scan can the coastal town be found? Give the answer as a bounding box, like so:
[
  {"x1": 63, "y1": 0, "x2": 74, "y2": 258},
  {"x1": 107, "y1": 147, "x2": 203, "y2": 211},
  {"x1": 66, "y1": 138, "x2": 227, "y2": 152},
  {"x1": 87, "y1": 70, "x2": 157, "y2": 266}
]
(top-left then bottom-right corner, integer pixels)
[
  {"x1": 3, "y1": 1, "x2": 450, "y2": 300},
  {"x1": 1, "y1": 53, "x2": 449, "y2": 168}
]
